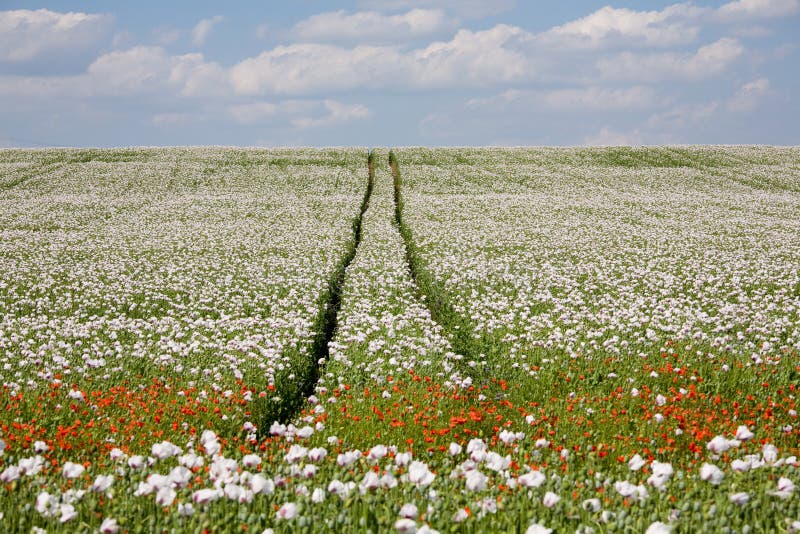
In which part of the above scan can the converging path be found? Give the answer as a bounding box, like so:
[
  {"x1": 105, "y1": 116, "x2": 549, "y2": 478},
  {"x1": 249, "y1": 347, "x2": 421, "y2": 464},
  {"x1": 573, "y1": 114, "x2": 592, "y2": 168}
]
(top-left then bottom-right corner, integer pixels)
[{"x1": 315, "y1": 151, "x2": 470, "y2": 411}]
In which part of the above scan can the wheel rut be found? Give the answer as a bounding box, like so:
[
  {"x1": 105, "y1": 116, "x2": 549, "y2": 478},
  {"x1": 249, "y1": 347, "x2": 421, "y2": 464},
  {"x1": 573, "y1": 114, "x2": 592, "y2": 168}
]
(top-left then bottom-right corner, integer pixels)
[
  {"x1": 389, "y1": 150, "x2": 486, "y2": 386},
  {"x1": 270, "y1": 150, "x2": 375, "y2": 425}
]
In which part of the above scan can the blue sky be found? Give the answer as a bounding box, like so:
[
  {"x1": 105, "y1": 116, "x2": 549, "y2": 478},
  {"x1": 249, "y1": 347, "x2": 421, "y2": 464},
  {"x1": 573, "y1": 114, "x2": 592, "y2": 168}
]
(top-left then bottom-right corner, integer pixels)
[{"x1": 1, "y1": 0, "x2": 798, "y2": 147}]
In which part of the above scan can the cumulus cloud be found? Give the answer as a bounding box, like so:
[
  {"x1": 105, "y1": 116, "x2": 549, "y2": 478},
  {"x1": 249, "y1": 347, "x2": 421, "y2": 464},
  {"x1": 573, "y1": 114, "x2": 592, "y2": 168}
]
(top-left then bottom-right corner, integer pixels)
[
  {"x1": 468, "y1": 86, "x2": 659, "y2": 112},
  {"x1": 229, "y1": 99, "x2": 370, "y2": 129},
  {"x1": 647, "y1": 101, "x2": 721, "y2": 130},
  {"x1": 0, "y1": 46, "x2": 227, "y2": 100},
  {"x1": 0, "y1": 9, "x2": 113, "y2": 63},
  {"x1": 408, "y1": 25, "x2": 532, "y2": 87},
  {"x1": 230, "y1": 43, "x2": 392, "y2": 95},
  {"x1": 86, "y1": 46, "x2": 227, "y2": 97},
  {"x1": 584, "y1": 127, "x2": 644, "y2": 146},
  {"x1": 717, "y1": 0, "x2": 800, "y2": 20},
  {"x1": 192, "y1": 15, "x2": 223, "y2": 47},
  {"x1": 646, "y1": 77, "x2": 771, "y2": 133},
  {"x1": 152, "y1": 26, "x2": 183, "y2": 46},
  {"x1": 291, "y1": 100, "x2": 371, "y2": 128},
  {"x1": 358, "y1": 0, "x2": 514, "y2": 18},
  {"x1": 294, "y1": 9, "x2": 455, "y2": 44},
  {"x1": 540, "y1": 4, "x2": 704, "y2": 48},
  {"x1": 597, "y1": 38, "x2": 744, "y2": 82},
  {"x1": 727, "y1": 77, "x2": 771, "y2": 111},
  {"x1": 231, "y1": 24, "x2": 533, "y2": 95},
  {"x1": 229, "y1": 101, "x2": 279, "y2": 124}
]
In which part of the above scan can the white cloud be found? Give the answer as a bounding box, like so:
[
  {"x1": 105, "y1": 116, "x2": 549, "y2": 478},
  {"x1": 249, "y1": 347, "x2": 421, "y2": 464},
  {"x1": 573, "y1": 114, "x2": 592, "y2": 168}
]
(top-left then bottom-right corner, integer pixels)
[
  {"x1": 597, "y1": 38, "x2": 744, "y2": 82},
  {"x1": 87, "y1": 46, "x2": 173, "y2": 93},
  {"x1": 231, "y1": 24, "x2": 534, "y2": 95},
  {"x1": 90, "y1": 47, "x2": 227, "y2": 97},
  {"x1": 112, "y1": 31, "x2": 133, "y2": 49},
  {"x1": 0, "y1": 46, "x2": 227, "y2": 100},
  {"x1": 229, "y1": 99, "x2": 370, "y2": 129},
  {"x1": 540, "y1": 4, "x2": 704, "y2": 48},
  {"x1": 294, "y1": 9, "x2": 454, "y2": 43},
  {"x1": 646, "y1": 77, "x2": 771, "y2": 132},
  {"x1": 468, "y1": 86, "x2": 659, "y2": 111},
  {"x1": 229, "y1": 101, "x2": 279, "y2": 124},
  {"x1": 584, "y1": 127, "x2": 643, "y2": 146},
  {"x1": 717, "y1": 0, "x2": 800, "y2": 20},
  {"x1": 727, "y1": 77, "x2": 771, "y2": 111},
  {"x1": 647, "y1": 101, "x2": 720, "y2": 130},
  {"x1": 0, "y1": 9, "x2": 113, "y2": 63},
  {"x1": 192, "y1": 15, "x2": 223, "y2": 47},
  {"x1": 408, "y1": 25, "x2": 532, "y2": 88},
  {"x1": 230, "y1": 43, "x2": 393, "y2": 95},
  {"x1": 291, "y1": 100, "x2": 371, "y2": 128},
  {"x1": 152, "y1": 26, "x2": 183, "y2": 46},
  {"x1": 358, "y1": 0, "x2": 514, "y2": 18}
]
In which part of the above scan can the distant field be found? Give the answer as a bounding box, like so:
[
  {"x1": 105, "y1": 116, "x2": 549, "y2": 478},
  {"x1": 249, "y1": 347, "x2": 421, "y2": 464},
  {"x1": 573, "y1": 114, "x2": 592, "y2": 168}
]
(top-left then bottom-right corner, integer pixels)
[{"x1": 1, "y1": 146, "x2": 799, "y2": 532}]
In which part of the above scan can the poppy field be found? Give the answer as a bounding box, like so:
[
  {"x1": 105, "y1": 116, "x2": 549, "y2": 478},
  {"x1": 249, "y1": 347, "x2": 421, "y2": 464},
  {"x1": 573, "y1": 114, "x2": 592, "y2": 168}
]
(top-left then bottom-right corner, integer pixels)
[{"x1": 1, "y1": 146, "x2": 799, "y2": 532}]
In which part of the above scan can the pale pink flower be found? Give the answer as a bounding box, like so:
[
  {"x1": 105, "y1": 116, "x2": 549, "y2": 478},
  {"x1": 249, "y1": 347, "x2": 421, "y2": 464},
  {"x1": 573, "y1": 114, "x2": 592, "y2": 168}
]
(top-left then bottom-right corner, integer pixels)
[
  {"x1": 19, "y1": 455, "x2": 45, "y2": 476},
  {"x1": 582, "y1": 498, "x2": 601, "y2": 512},
  {"x1": 308, "y1": 447, "x2": 327, "y2": 462},
  {"x1": 285, "y1": 445, "x2": 308, "y2": 464},
  {"x1": 645, "y1": 521, "x2": 672, "y2": 534},
  {"x1": 628, "y1": 454, "x2": 645, "y2": 471},
  {"x1": 151, "y1": 441, "x2": 181, "y2": 460},
  {"x1": 35, "y1": 491, "x2": 58, "y2": 517},
  {"x1": 360, "y1": 471, "x2": 381, "y2": 491},
  {"x1": 0, "y1": 466, "x2": 20, "y2": 483},
  {"x1": 770, "y1": 477, "x2": 795, "y2": 499},
  {"x1": 731, "y1": 459, "x2": 751, "y2": 472},
  {"x1": 763, "y1": 443, "x2": 779, "y2": 464},
  {"x1": 399, "y1": 503, "x2": 418, "y2": 519},
  {"x1": 61, "y1": 461, "x2": 85, "y2": 479},
  {"x1": 526, "y1": 524, "x2": 553, "y2": 534},
  {"x1": 394, "y1": 518, "x2": 417, "y2": 533},
  {"x1": 250, "y1": 474, "x2": 275, "y2": 495},
  {"x1": 485, "y1": 452, "x2": 511, "y2": 472},
  {"x1": 311, "y1": 488, "x2": 325, "y2": 503},
  {"x1": 276, "y1": 502, "x2": 298, "y2": 520},
  {"x1": 542, "y1": 491, "x2": 561, "y2": 508},
  {"x1": 452, "y1": 508, "x2": 469, "y2": 522},
  {"x1": 729, "y1": 492, "x2": 749, "y2": 505},
  {"x1": 408, "y1": 461, "x2": 435, "y2": 487},
  {"x1": 735, "y1": 425, "x2": 754, "y2": 441},
  {"x1": 395, "y1": 452, "x2": 413, "y2": 466},
  {"x1": 192, "y1": 488, "x2": 221, "y2": 504},
  {"x1": 518, "y1": 470, "x2": 546, "y2": 488},
  {"x1": 699, "y1": 463, "x2": 724, "y2": 485},
  {"x1": 647, "y1": 461, "x2": 674, "y2": 490},
  {"x1": 295, "y1": 426, "x2": 314, "y2": 439},
  {"x1": 242, "y1": 454, "x2": 261, "y2": 469},
  {"x1": 155, "y1": 486, "x2": 177, "y2": 507},
  {"x1": 368, "y1": 445, "x2": 388, "y2": 462},
  {"x1": 90, "y1": 474, "x2": 114, "y2": 493},
  {"x1": 99, "y1": 518, "x2": 120, "y2": 534},
  {"x1": 59, "y1": 504, "x2": 78, "y2": 523},
  {"x1": 707, "y1": 435, "x2": 737, "y2": 454},
  {"x1": 465, "y1": 470, "x2": 488, "y2": 492}
]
